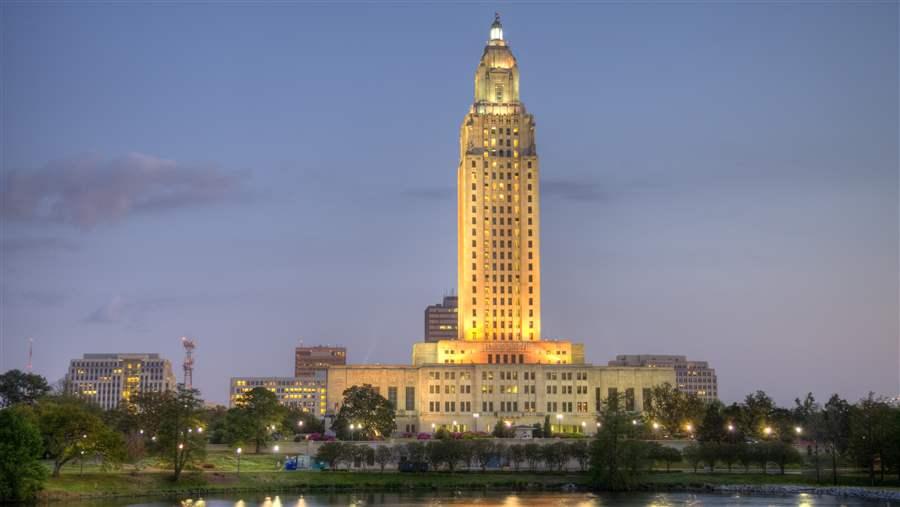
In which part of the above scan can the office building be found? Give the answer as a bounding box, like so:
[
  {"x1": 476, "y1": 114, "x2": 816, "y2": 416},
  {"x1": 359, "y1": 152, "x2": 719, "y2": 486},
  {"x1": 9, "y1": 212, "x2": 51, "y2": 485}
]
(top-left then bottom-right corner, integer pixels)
[
  {"x1": 294, "y1": 345, "x2": 346, "y2": 376},
  {"x1": 230, "y1": 370, "x2": 327, "y2": 414},
  {"x1": 608, "y1": 355, "x2": 718, "y2": 401},
  {"x1": 425, "y1": 295, "x2": 458, "y2": 342},
  {"x1": 66, "y1": 353, "x2": 177, "y2": 410}
]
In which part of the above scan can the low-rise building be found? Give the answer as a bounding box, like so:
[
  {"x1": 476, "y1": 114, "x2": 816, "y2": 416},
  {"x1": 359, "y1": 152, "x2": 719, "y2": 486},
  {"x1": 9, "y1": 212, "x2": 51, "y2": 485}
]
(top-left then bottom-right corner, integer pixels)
[
  {"x1": 66, "y1": 353, "x2": 177, "y2": 410},
  {"x1": 230, "y1": 370, "x2": 327, "y2": 414},
  {"x1": 325, "y1": 362, "x2": 674, "y2": 436},
  {"x1": 607, "y1": 354, "x2": 718, "y2": 401}
]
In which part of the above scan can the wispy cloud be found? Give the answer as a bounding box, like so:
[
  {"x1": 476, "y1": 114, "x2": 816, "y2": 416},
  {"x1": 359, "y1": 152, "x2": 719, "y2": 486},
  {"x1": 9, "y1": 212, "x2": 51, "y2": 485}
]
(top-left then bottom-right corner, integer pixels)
[
  {"x1": 0, "y1": 236, "x2": 78, "y2": 254},
  {"x1": 400, "y1": 186, "x2": 454, "y2": 201},
  {"x1": 1, "y1": 285, "x2": 68, "y2": 307},
  {"x1": 1, "y1": 153, "x2": 248, "y2": 228},
  {"x1": 542, "y1": 178, "x2": 607, "y2": 203},
  {"x1": 84, "y1": 295, "x2": 172, "y2": 326}
]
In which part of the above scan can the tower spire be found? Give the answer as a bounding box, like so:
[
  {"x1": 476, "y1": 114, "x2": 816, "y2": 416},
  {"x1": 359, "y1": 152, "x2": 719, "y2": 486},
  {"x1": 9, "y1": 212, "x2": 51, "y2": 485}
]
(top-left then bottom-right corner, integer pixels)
[{"x1": 490, "y1": 12, "x2": 503, "y2": 41}]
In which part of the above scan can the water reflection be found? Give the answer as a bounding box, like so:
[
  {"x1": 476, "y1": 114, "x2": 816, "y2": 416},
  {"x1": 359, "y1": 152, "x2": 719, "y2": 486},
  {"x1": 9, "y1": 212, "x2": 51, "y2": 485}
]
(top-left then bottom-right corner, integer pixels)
[{"x1": 80, "y1": 491, "x2": 892, "y2": 507}]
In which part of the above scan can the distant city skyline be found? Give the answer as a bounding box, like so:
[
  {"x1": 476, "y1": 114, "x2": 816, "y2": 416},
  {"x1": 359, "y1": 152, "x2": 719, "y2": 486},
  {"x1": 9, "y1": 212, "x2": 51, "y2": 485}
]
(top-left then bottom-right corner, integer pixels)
[{"x1": 1, "y1": 3, "x2": 897, "y2": 406}]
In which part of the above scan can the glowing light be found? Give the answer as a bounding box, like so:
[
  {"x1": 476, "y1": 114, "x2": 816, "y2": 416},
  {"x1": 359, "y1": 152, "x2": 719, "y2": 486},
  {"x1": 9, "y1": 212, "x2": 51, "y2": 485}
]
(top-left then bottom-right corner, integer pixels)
[
  {"x1": 652, "y1": 422, "x2": 660, "y2": 430},
  {"x1": 273, "y1": 445, "x2": 280, "y2": 452},
  {"x1": 236, "y1": 447, "x2": 242, "y2": 454},
  {"x1": 764, "y1": 426, "x2": 773, "y2": 436},
  {"x1": 727, "y1": 424, "x2": 734, "y2": 432},
  {"x1": 795, "y1": 426, "x2": 803, "y2": 435}
]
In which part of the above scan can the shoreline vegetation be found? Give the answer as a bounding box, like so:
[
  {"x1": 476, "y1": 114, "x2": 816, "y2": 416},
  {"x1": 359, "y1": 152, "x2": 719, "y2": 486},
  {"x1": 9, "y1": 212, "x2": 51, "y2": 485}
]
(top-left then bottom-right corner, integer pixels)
[{"x1": 38, "y1": 469, "x2": 900, "y2": 503}]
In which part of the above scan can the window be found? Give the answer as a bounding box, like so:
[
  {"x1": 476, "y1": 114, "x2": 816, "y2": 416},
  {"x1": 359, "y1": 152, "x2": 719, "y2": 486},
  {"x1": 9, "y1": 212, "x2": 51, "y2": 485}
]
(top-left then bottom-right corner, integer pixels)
[
  {"x1": 406, "y1": 387, "x2": 415, "y2": 410},
  {"x1": 642, "y1": 388, "x2": 651, "y2": 411},
  {"x1": 388, "y1": 386, "x2": 398, "y2": 408},
  {"x1": 626, "y1": 388, "x2": 635, "y2": 411}
]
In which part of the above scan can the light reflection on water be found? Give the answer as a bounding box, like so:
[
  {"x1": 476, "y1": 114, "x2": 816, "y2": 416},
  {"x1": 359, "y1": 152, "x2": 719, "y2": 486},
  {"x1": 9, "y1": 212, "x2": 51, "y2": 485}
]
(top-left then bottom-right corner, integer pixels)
[{"x1": 82, "y1": 491, "x2": 893, "y2": 507}]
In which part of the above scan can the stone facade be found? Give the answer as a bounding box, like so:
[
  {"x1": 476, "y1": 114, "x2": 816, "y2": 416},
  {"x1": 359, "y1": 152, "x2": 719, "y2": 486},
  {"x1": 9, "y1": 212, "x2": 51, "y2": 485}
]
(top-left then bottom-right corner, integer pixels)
[{"x1": 326, "y1": 363, "x2": 674, "y2": 435}]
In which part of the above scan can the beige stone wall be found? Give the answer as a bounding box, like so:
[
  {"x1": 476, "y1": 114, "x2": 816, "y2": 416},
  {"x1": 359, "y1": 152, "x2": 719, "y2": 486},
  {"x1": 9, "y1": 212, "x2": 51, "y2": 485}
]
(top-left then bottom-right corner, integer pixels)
[{"x1": 327, "y1": 363, "x2": 675, "y2": 435}]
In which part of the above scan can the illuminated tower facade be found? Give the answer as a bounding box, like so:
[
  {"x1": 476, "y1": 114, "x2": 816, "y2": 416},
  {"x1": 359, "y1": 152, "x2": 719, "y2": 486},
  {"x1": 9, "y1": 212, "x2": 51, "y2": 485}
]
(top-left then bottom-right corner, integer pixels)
[{"x1": 458, "y1": 15, "x2": 541, "y2": 343}]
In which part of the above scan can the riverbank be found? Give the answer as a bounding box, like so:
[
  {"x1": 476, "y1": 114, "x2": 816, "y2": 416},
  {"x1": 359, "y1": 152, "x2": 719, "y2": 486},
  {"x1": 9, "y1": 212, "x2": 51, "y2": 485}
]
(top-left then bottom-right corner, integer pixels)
[
  {"x1": 37, "y1": 471, "x2": 591, "y2": 502},
  {"x1": 38, "y1": 470, "x2": 900, "y2": 503}
]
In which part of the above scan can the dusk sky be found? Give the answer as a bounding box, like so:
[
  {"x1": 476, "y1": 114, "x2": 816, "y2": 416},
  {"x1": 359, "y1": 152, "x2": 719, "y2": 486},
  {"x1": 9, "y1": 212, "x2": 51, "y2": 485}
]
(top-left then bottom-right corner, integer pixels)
[{"x1": 1, "y1": 3, "x2": 897, "y2": 406}]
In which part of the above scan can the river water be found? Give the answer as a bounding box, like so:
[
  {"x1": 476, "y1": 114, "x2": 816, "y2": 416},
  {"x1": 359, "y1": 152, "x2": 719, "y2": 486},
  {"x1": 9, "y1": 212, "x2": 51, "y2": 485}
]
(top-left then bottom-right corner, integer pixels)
[{"x1": 61, "y1": 491, "x2": 894, "y2": 506}]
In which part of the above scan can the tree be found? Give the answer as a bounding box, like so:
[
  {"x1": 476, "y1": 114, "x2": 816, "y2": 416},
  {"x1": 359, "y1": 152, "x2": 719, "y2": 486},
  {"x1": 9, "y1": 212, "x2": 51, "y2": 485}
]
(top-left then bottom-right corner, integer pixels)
[
  {"x1": 425, "y1": 441, "x2": 445, "y2": 471},
  {"x1": 0, "y1": 369, "x2": 50, "y2": 407},
  {"x1": 793, "y1": 392, "x2": 825, "y2": 482},
  {"x1": 316, "y1": 442, "x2": 345, "y2": 470},
  {"x1": 524, "y1": 442, "x2": 542, "y2": 470},
  {"x1": 766, "y1": 441, "x2": 802, "y2": 475},
  {"x1": 374, "y1": 445, "x2": 393, "y2": 472},
  {"x1": 135, "y1": 387, "x2": 206, "y2": 481},
  {"x1": 822, "y1": 394, "x2": 851, "y2": 485},
  {"x1": 741, "y1": 391, "x2": 776, "y2": 439},
  {"x1": 542, "y1": 441, "x2": 567, "y2": 471},
  {"x1": 849, "y1": 393, "x2": 892, "y2": 485},
  {"x1": 332, "y1": 385, "x2": 395, "y2": 440},
  {"x1": 282, "y1": 408, "x2": 324, "y2": 435},
  {"x1": 0, "y1": 409, "x2": 47, "y2": 501},
  {"x1": 698, "y1": 442, "x2": 720, "y2": 472},
  {"x1": 590, "y1": 395, "x2": 650, "y2": 490},
  {"x1": 232, "y1": 387, "x2": 285, "y2": 453},
  {"x1": 507, "y1": 444, "x2": 525, "y2": 471},
  {"x1": 645, "y1": 383, "x2": 705, "y2": 438},
  {"x1": 404, "y1": 441, "x2": 426, "y2": 465},
  {"x1": 650, "y1": 444, "x2": 682, "y2": 472},
  {"x1": 32, "y1": 396, "x2": 125, "y2": 477},
  {"x1": 682, "y1": 444, "x2": 702, "y2": 472},
  {"x1": 697, "y1": 403, "x2": 727, "y2": 443},
  {"x1": 569, "y1": 439, "x2": 590, "y2": 471},
  {"x1": 472, "y1": 439, "x2": 497, "y2": 471}
]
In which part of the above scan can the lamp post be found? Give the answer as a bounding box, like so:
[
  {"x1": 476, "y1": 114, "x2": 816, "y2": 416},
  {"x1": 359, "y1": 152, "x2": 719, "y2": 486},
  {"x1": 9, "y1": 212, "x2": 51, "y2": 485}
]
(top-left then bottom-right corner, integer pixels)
[
  {"x1": 794, "y1": 426, "x2": 803, "y2": 436},
  {"x1": 273, "y1": 445, "x2": 280, "y2": 471},
  {"x1": 80, "y1": 450, "x2": 85, "y2": 475},
  {"x1": 556, "y1": 413, "x2": 563, "y2": 434},
  {"x1": 473, "y1": 413, "x2": 480, "y2": 433},
  {"x1": 236, "y1": 447, "x2": 242, "y2": 476},
  {"x1": 580, "y1": 421, "x2": 586, "y2": 434},
  {"x1": 453, "y1": 420, "x2": 458, "y2": 433}
]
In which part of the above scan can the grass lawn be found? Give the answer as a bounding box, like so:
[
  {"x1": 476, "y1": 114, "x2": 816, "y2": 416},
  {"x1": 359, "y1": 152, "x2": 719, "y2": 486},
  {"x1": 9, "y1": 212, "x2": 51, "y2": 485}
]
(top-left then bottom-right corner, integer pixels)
[
  {"x1": 40, "y1": 470, "x2": 591, "y2": 501},
  {"x1": 40, "y1": 451, "x2": 900, "y2": 501}
]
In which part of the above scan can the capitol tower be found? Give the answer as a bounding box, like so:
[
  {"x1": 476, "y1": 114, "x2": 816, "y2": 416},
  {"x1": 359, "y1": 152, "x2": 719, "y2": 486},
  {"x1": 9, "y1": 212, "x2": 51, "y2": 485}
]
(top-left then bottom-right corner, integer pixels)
[{"x1": 457, "y1": 14, "x2": 541, "y2": 344}]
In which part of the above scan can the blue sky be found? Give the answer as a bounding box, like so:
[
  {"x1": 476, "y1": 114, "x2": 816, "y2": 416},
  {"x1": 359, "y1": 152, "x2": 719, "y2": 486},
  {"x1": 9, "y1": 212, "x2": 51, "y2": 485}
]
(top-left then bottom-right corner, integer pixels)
[{"x1": 1, "y1": 3, "x2": 897, "y2": 406}]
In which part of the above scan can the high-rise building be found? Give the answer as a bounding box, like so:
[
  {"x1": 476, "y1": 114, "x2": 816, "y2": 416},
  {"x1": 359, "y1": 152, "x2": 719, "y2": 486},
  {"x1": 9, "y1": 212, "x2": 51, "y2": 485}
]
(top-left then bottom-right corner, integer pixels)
[
  {"x1": 458, "y1": 14, "x2": 541, "y2": 343},
  {"x1": 425, "y1": 295, "x2": 458, "y2": 342},
  {"x1": 607, "y1": 355, "x2": 718, "y2": 401},
  {"x1": 294, "y1": 345, "x2": 346, "y2": 377},
  {"x1": 229, "y1": 370, "x2": 327, "y2": 414},
  {"x1": 66, "y1": 353, "x2": 177, "y2": 410},
  {"x1": 326, "y1": 17, "x2": 678, "y2": 436}
]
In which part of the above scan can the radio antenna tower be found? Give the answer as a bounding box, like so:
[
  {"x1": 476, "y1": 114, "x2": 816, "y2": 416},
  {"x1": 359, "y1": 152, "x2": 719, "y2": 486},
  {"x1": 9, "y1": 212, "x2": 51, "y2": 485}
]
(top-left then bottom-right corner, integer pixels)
[
  {"x1": 181, "y1": 336, "x2": 196, "y2": 389},
  {"x1": 27, "y1": 337, "x2": 33, "y2": 371}
]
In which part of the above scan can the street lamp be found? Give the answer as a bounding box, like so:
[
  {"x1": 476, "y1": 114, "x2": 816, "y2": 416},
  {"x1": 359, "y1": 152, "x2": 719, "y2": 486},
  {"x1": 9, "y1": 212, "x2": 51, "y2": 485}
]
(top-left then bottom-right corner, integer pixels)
[
  {"x1": 236, "y1": 447, "x2": 242, "y2": 476},
  {"x1": 685, "y1": 423, "x2": 694, "y2": 435},
  {"x1": 652, "y1": 422, "x2": 660, "y2": 431},
  {"x1": 273, "y1": 445, "x2": 281, "y2": 471},
  {"x1": 727, "y1": 423, "x2": 734, "y2": 432},
  {"x1": 80, "y1": 450, "x2": 85, "y2": 475},
  {"x1": 763, "y1": 426, "x2": 773, "y2": 437},
  {"x1": 794, "y1": 426, "x2": 803, "y2": 435},
  {"x1": 473, "y1": 413, "x2": 480, "y2": 432},
  {"x1": 453, "y1": 420, "x2": 458, "y2": 432},
  {"x1": 556, "y1": 413, "x2": 563, "y2": 434}
]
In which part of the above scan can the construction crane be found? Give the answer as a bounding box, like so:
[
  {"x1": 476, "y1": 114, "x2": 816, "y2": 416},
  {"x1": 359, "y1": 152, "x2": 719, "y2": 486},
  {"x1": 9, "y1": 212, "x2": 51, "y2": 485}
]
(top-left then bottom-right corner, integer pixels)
[{"x1": 181, "y1": 336, "x2": 196, "y2": 389}]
